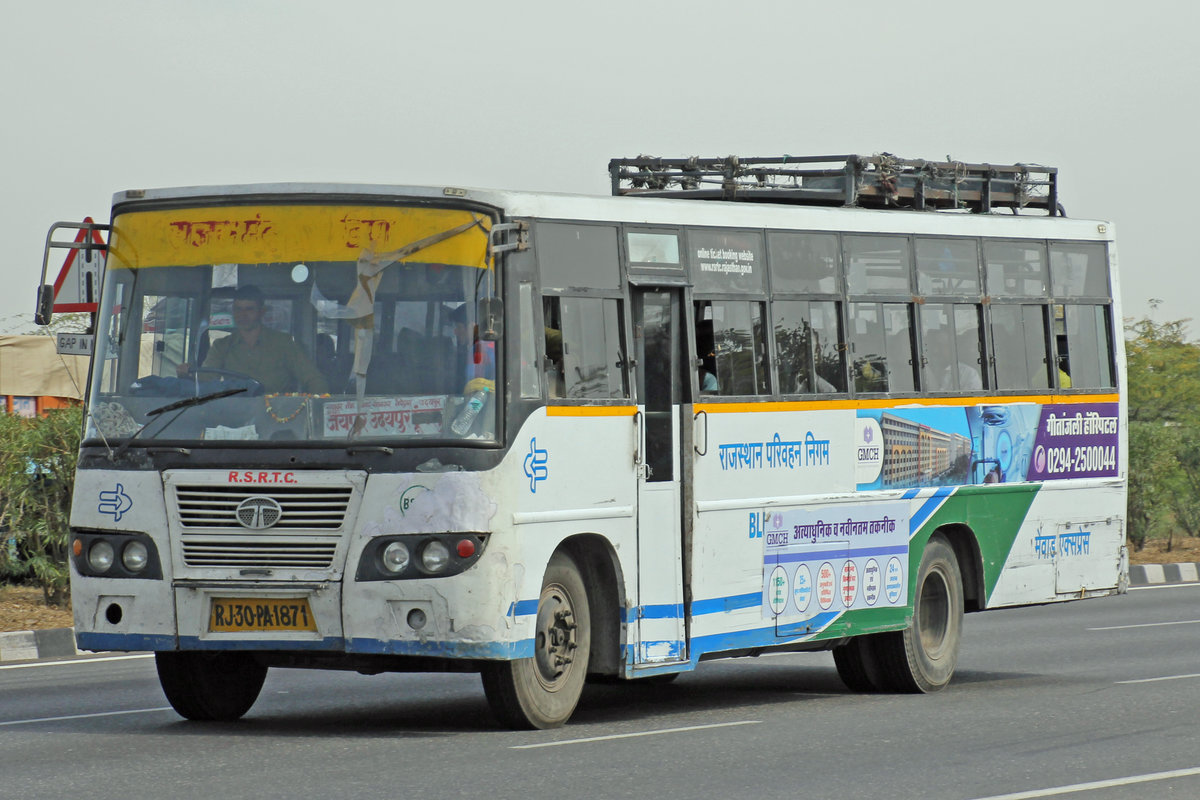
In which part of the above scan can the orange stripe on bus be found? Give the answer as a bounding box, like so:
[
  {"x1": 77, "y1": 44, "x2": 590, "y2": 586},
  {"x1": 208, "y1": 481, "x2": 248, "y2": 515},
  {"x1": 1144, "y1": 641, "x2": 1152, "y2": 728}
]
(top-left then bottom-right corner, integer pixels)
[
  {"x1": 694, "y1": 393, "x2": 1119, "y2": 414},
  {"x1": 546, "y1": 405, "x2": 639, "y2": 417}
]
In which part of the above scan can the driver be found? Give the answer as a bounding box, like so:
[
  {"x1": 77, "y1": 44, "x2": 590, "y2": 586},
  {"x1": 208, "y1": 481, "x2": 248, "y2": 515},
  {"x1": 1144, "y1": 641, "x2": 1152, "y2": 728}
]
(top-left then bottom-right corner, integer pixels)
[{"x1": 178, "y1": 285, "x2": 328, "y2": 394}]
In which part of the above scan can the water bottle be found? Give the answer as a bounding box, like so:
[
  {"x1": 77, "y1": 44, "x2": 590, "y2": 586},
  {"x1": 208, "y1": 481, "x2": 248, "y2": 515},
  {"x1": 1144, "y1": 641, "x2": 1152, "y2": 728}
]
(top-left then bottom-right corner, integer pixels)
[{"x1": 451, "y1": 389, "x2": 489, "y2": 435}]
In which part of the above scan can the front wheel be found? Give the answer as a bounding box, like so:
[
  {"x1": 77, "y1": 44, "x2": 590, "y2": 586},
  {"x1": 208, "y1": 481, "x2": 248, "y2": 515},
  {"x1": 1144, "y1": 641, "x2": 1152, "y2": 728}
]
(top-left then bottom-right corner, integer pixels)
[
  {"x1": 874, "y1": 534, "x2": 964, "y2": 693},
  {"x1": 481, "y1": 550, "x2": 591, "y2": 729},
  {"x1": 155, "y1": 651, "x2": 268, "y2": 721}
]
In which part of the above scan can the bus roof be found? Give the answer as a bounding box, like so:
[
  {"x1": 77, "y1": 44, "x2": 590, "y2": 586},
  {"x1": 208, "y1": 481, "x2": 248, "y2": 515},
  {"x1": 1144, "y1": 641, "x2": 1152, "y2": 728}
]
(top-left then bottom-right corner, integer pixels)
[{"x1": 110, "y1": 170, "x2": 1113, "y2": 245}]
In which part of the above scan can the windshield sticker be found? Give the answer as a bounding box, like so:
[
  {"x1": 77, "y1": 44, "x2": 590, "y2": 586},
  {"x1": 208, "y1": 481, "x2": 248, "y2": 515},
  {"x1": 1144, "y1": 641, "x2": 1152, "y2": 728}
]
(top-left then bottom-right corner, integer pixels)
[
  {"x1": 98, "y1": 483, "x2": 133, "y2": 522},
  {"x1": 323, "y1": 396, "x2": 445, "y2": 437}
]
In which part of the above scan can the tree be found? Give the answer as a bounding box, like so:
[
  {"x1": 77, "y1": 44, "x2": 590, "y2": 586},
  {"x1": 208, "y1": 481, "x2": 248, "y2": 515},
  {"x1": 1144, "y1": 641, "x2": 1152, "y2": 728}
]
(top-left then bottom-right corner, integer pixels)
[
  {"x1": 0, "y1": 406, "x2": 82, "y2": 604},
  {"x1": 1124, "y1": 317, "x2": 1200, "y2": 550}
]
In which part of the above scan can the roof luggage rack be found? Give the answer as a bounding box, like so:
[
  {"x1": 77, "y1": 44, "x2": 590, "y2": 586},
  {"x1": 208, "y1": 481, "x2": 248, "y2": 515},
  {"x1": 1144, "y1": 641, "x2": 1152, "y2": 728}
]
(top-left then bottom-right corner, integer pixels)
[{"x1": 608, "y1": 153, "x2": 1061, "y2": 215}]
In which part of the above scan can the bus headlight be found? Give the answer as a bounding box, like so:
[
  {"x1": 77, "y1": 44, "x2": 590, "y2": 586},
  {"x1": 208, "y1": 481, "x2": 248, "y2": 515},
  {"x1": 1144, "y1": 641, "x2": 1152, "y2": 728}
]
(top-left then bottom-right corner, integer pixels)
[
  {"x1": 421, "y1": 540, "x2": 451, "y2": 573},
  {"x1": 381, "y1": 541, "x2": 411, "y2": 574},
  {"x1": 122, "y1": 540, "x2": 149, "y2": 573},
  {"x1": 355, "y1": 534, "x2": 488, "y2": 581},
  {"x1": 88, "y1": 540, "x2": 115, "y2": 573}
]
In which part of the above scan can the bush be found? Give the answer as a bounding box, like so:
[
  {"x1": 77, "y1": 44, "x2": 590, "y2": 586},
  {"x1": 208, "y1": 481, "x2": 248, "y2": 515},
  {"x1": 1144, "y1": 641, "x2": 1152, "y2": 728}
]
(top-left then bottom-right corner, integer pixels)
[{"x1": 0, "y1": 406, "x2": 81, "y2": 605}]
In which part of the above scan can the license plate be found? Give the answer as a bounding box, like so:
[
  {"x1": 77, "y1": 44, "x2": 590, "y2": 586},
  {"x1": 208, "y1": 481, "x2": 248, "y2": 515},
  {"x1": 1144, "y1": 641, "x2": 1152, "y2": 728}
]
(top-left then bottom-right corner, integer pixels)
[{"x1": 208, "y1": 597, "x2": 317, "y2": 632}]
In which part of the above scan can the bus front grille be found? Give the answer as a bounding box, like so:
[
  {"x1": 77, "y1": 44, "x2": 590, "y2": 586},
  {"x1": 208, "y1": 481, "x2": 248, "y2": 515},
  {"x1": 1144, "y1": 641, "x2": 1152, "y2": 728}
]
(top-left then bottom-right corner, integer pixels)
[
  {"x1": 174, "y1": 485, "x2": 353, "y2": 530},
  {"x1": 181, "y1": 538, "x2": 338, "y2": 569}
]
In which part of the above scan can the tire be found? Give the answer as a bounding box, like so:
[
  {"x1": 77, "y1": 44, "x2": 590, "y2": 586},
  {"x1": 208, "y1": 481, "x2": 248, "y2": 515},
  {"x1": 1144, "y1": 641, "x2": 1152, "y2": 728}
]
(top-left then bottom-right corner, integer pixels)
[
  {"x1": 155, "y1": 651, "x2": 268, "y2": 721},
  {"x1": 874, "y1": 534, "x2": 964, "y2": 693},
  {"x1": 832, "y1": 635, "x2": 886, "y2": 692},
  {"x1": 481, "y1": 550, "x2": 591, "y2": 729}
]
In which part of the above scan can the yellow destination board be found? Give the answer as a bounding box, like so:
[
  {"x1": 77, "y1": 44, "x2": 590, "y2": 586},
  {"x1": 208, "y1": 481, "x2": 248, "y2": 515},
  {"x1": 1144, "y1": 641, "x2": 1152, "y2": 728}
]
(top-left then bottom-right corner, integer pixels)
[{"x1": 107, "y1": 204, "x2": 491, "y2": 269}]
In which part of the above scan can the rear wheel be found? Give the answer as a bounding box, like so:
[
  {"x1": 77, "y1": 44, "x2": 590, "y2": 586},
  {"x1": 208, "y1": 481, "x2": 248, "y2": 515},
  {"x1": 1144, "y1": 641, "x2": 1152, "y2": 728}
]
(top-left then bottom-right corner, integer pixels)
[
  {"x1": 481, "y1": 550, "x2": 591, "y2": 729},
  {"x1": 155, "y1": 651, "x2": 268, "y2": 721},
  {"x1": 874, "y1": 534, "x2": 964, "y2": 693},
  {"x1": 832, "y1": 635, "x2": 886, "y2": 692}
]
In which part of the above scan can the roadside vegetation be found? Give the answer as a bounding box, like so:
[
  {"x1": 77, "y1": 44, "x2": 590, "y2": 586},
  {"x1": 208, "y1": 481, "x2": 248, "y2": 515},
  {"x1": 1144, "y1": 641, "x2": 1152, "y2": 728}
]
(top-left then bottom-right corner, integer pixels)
[
  {"x1": 0, "y1": 405, "x2": 81, "y2": 605},
  {"x1": 1125, "y1": 317, "x2": 1200, "y2": 553}
]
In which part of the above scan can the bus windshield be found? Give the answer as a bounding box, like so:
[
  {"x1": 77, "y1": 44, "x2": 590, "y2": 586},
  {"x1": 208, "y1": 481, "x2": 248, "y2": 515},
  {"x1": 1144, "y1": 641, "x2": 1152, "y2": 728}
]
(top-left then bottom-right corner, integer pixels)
[{"x1": 86, "y1": 202, "x2": 499, "y2": 447}]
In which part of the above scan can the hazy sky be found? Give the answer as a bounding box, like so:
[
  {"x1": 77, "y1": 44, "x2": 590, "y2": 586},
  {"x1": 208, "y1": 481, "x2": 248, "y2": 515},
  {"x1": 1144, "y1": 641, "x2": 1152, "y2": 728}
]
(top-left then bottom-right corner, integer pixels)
[{"x1": 2, "y1": 1, "x2": 1196, "y2": 332}]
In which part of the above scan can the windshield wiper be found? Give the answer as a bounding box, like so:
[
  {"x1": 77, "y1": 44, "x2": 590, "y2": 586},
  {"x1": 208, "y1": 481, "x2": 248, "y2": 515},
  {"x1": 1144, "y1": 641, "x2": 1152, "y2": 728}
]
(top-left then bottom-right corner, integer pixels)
[
  {"x1": 146, "y1": 387, "x2": 247, "y2": 418},
  {"x1": 110, "y1": 387, "x2": 248, "y2": 461}
]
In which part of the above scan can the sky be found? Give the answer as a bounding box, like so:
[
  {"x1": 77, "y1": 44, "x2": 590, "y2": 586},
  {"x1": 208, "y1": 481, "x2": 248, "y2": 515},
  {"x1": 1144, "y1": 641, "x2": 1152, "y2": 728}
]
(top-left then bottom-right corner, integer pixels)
[{"x1": 2, "y1": 1, "x2": 1197, "y2": 333}]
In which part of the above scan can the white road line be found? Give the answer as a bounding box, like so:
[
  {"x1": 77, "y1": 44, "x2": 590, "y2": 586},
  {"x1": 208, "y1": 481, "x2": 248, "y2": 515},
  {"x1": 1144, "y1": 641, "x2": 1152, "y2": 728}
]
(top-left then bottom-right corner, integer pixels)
[
  {"x1": 0, "y1": 707, "x2": 174, "y2": 727},
  {"x1": 510, "y1": 720, "x2": 761, "y2": 749},
  {"x1": 968, "y1": 765, "x2": 1200, "y2": 799},
  {"x1": 0, "y1": 653, "x2": 154, "y2": 671},
  {"x1": 1129, "y1": 583, "x2": 1200, "y2": 592},
  {"x1": 1088, "y1": 618, "x2": 1200, "y2": 631},
  {"x1": 1116, "y1": 672, "x2": 1200, "y2": 685}
]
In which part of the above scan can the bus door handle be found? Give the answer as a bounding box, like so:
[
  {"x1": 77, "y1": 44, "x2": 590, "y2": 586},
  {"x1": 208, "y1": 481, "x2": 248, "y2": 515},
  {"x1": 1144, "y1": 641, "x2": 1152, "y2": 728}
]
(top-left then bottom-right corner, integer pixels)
[
  {"x1": 633, "y1": 410, "x2": 644, "y2": 467},
  {"x1": 694, "y1": 409, "x2": 707, "y2": 456}
]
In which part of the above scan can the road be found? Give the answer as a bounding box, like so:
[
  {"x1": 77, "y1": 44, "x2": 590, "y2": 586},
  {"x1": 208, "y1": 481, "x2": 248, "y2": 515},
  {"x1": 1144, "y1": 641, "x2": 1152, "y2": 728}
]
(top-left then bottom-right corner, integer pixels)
[{"x1": 3, "y1": 584, "x2": 1200, "y2": 800}]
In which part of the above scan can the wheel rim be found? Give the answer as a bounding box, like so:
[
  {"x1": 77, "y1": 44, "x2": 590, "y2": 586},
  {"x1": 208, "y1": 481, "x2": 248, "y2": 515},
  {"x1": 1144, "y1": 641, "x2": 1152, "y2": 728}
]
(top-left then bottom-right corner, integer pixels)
[
  {"x1": 533, "y1": 581, "x2": 579, "y2": 691},
  {"x1": 917, "y1": 567, "x2": 951, "y2": 658}
]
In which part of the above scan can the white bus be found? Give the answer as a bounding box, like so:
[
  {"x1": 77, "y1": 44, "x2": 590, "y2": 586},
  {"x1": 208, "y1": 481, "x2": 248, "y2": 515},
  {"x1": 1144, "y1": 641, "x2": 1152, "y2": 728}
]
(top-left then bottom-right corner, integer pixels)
[{"x1": 40, "y1": 154, "x2": 1127, "y2": 729}]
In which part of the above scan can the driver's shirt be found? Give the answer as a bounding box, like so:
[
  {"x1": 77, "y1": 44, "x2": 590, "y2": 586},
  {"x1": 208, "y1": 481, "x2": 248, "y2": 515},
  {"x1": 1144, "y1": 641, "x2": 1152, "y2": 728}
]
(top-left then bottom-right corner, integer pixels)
[{"x1": 203, "y1": 327, "x2": 329, "y2": 394}]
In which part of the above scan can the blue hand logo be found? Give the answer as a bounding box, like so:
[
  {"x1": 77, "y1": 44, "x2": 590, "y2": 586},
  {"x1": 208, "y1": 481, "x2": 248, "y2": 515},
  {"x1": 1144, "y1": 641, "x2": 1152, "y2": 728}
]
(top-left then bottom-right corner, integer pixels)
[
  {"x1": 98, "y1": 483, "x2": 133, "y2": 522},
  {"x1": 523, "y1": 438, "x2": 549, "y2": 493}
]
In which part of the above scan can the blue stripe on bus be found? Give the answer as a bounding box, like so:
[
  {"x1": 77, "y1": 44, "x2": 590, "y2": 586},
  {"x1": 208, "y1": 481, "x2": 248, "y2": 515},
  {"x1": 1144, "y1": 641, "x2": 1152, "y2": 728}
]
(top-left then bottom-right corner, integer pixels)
[
  {"x1": 177, "y1": 635, "x2": 346, "y2": 652},
  {"x1": 902, "y1": 488, "x2": 921, "y2": 499},
  {"x1": 909, "y1": 485, "x2": 954, "y2": 533},
  {"x1": 620, "y1": 603, "x2": 686, "y2": 623},
  {"x1": 691, "y1": 592, "x2": 762, "y2": 616},
  {"x1": 75, "y1": 632, "x2": 177, "y2": 652},
  {"x1": 687, "y1": 610, "x2": 845, "y2": 661},
  {"x1": 348, "y1": 637, "x2": 534, "y2": 660},
  {"x1": 624, "y1": 640, "x2": 687, "y2": 661},
  {"x1": 506, "y1": 599, "x2": 540, "y2": 617},
  {"x1": 768, "y1": 545, "x2": 908, "y2": 563}
]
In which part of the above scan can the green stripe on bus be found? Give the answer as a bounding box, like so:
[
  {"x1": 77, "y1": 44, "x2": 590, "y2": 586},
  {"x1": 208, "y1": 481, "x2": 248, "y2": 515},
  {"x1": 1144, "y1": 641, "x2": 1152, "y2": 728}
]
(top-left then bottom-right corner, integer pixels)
[{"x1": 912, "y1": 484, "x2": 1042, "y2": 602}]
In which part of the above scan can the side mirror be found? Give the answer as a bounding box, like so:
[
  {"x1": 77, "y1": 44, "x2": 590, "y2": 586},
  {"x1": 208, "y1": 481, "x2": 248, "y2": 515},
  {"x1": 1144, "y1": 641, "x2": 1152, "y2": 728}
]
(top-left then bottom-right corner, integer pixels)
[
  {"x1": 478, "y1": 297, "x2": 503, "y2": 342},
  {"x1": 34, "y1": 284, "x2": 54, "y2": 326}
]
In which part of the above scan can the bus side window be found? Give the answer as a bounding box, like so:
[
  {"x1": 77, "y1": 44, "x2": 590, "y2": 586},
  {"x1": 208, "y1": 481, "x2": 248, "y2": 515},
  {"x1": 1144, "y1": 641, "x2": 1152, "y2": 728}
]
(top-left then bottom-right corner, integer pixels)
[
  {"x1": 990, "y1": 304, "x2": 1052, "y2": 391},
  {"x1": 695, "y1": 300, "x2": 769, "y2": 396},
  {"x1": 772, "y1": 299, "x2": 845, "y2": 394},
  {"x1": 545, "y1": 296, "x2": 626, "y2": 399},
  {"x1": 1055, "y1": 303, "x2": 1115, "y2": 389},
  {"x1": 850, "y1": 302, "x2": 916, "y2": 393},
  {"x1": 920, "y1": 303, "x2": 984, "y2": 392}
]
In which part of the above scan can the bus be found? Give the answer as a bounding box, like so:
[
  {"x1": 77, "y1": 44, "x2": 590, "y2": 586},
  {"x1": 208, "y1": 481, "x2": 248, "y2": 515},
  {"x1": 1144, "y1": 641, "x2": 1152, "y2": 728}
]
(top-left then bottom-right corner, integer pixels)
[{"x1": 38, "y1": 154, "x2": 1127, "y2": 729}]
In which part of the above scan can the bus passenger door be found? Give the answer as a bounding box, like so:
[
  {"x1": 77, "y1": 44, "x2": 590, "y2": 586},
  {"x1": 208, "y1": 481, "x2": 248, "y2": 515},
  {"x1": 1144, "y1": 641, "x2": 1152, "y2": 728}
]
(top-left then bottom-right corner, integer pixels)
[{"x1": 631, "y1": 288, "x2": 687, "y2": 667}]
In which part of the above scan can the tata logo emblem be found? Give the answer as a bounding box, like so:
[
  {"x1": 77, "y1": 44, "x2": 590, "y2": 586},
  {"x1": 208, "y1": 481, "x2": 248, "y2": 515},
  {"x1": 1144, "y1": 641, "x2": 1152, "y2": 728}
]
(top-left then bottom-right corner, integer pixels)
[{"x1": 236, "y1": 496, "x2": 283, "y2": 530}]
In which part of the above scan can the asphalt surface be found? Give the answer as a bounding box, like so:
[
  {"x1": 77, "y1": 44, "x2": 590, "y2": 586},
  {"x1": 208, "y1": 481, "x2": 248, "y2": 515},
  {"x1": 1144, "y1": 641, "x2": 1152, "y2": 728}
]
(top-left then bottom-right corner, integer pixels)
[{"x1": 3, "y1": 583, "x2": 1200, "y2": 799}]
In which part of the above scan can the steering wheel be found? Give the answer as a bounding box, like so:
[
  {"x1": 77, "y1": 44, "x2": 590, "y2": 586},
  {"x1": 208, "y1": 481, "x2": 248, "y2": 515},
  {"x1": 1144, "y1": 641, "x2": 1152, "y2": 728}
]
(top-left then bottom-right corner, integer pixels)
[{"x1": 188, "y1": 367, "x2": 265, "y2": 397}]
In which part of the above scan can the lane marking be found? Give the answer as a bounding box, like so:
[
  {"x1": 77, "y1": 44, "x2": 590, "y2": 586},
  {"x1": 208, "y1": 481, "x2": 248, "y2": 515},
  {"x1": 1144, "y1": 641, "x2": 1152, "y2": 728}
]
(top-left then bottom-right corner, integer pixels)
[
  {"x1": 968, "y1": 765, "x2": 1200, "y2": 799},
  {"x1": 1116, "y1": 673, "x2": 1200, "y2": 685},
  {"x1": 0, "y1": 653, "x2": 154, "y2": 671},
  {"x1": 1129, "y1": 583, "x2": 1200, "y2": 592},
  {"x1": 0, "y1": 706, "x2": 173, "y2": 727},
  {"x1": 1088, "y1": 618, "x2": 1200, "y2": 631},
  {"x1": 510, "y1": 720, "x2": 761, "y2": 749}
]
